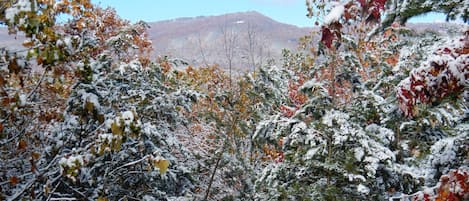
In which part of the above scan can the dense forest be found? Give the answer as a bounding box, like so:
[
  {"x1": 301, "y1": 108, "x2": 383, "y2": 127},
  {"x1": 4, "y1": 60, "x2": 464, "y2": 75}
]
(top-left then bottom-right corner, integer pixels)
[{"x1": 0, "y1": 0, "x2": 468, "y2": 200}]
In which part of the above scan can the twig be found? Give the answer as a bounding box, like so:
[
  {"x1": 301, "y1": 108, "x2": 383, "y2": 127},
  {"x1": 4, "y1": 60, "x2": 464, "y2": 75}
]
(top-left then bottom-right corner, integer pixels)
[
  {"x1": 203, "y1": 147, "x2": 224, "y2": 201},
  {"x1": 0, "y1": 117, "x2": 30, "y2": 145},
  {"x1": 46, "y1": 174, "x2": 63, "y2": 201},
  {"x1": 0, "y1": 65, "x2": 48, "y2": 125},
  {"x1": 108, "y1": 154, "x2": 150, "y2": 176},
  {"x1": 7, "y1": 178, "x2": 36, "y2": 201},
  {"x1": 26, "y1": 66, "x2": 49, "y2": 99},
  {"x1": 61, "y1": 179, "x2": 89, "y2": 201}
]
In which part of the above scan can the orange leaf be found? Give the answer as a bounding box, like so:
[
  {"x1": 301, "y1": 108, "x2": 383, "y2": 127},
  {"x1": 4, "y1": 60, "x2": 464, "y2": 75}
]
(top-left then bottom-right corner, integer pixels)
[
  {"x1": 10, "y1": 176, "x2": 19, "y2": 186},
  {"x1": 22, "y1": 40, "x2": 34, "y2": 48},
  {"x1": 32, "y1": 152, "x2": 41, "y2": 160},
  {"x1": 18, "y1": 140, "x2": 27, "y2": 150},
  {"x1": 385, "y1": 54, "x2": 399, "y2": 66}
]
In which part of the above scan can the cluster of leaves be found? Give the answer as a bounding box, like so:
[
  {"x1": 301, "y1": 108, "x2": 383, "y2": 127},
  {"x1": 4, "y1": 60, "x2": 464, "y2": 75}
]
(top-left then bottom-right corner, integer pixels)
[
  {"x1": 397, "y1": 32, "x2": 468, "y2": 117},
  {"x1": 391, "y1": 167, "x2": 469, "y2": 201},
  {"x1": 0, "y1": 1, "x2": 196, "y2": 200},
  {"x1": 1, "y1": 0, "x2": 468, "y2": 200},
  {"x1": 307, "y1": 0, "x2": 388, "y2": 49},
  {"x1": 176, "y1": 63, "x2": 287, "y2": 200},
  {"x1": 252, "y1": 0, "x2": 468, "y2": 201},
  {"x1": 45, "y1": 55, "x2": 196, "y2": 200}
]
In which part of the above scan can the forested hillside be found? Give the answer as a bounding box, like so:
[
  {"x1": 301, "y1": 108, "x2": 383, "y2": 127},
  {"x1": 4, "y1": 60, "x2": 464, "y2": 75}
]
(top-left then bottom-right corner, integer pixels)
[{"x1": 0, "y1": 0, "x2": 467, "y2": 201}]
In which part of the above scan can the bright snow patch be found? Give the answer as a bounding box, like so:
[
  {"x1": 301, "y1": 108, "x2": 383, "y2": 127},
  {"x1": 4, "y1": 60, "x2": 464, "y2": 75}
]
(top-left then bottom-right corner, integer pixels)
[
  {"x1": 324, "y1": 2, "x2": 344, "y2": 25},
  {"x1": 5, "y1": 0, "x2": 32, "y2": 23},
  {"x1": 19, "y1": 93, "x2": 27, "y2": 106},
  {"x1": 357, "y1": 184, "x2": 370, "y2": 194},
  {"x1": 122, "y1": 110, "x2": 134, "y2": 125}
]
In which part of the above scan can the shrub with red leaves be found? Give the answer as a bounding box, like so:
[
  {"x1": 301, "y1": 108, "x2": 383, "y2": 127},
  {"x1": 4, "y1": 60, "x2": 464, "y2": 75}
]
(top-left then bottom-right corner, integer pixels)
[
  {"x1": 397, "y1": 32, "x2": 469, "y2": 117},
  {"x1": 411, "y1": 168, "x2": 469, "y2": 201},
  {"x1": 320, "y1": 0, "x2": 388, "y2": 49}
]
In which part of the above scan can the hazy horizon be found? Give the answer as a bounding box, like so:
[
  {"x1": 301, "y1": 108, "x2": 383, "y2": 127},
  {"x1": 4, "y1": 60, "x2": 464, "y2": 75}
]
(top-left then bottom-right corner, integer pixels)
[{"x1": 92, "y1": 0, "x2": 455, "y2": 27}]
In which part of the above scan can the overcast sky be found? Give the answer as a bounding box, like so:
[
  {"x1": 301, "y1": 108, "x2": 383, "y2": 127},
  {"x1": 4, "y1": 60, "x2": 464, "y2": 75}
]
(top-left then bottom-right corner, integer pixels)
[{"x1": 92, "y1": 0, "x2": 450, "y2": 27}]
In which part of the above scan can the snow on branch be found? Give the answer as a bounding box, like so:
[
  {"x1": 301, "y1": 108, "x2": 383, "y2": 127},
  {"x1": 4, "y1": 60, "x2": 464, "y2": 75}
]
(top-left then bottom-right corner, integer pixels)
[{"x1": 397, "y1": 31, "x2": 469, "y2": 117}]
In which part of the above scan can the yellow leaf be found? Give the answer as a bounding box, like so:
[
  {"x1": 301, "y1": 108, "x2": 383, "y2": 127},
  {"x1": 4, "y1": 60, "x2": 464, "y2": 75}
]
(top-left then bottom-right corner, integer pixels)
[
  {"x1": 44, "y1": 183, "x2": 50, "y2": 195},
  {"x1": 111, "y1": 122, "x2": 122, "y2": 135},
  {"x1": 85, "y1": 101, "x2": 94, "y2": 113},
  {"x1": 154, "y1": 159, "x2": 170, "y2": 174},
  {"x1": 97, "y1": 197, "x2": 109, "y2": 201},
  {"x1": 112, "y1": 138, "x2": 122, "y2": 151}
]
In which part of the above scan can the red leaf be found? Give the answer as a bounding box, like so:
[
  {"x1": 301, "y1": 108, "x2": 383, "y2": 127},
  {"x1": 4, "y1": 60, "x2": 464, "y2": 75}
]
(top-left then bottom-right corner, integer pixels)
[
  {"x1": 357, "y1": 0, "x2": 367, "y2": 8},
  {"x1": 443, "y1": 47, "x2": 452, "y2": 54},
  {"x1": 365, "y1": 0, "x2": 387, "y2": 23},
  {"x1": 423, "y1": 193, "x2": 430, "y2": 201},
  {"x1": 321, "y1": 27, "x2": 334, "y2": 49}
]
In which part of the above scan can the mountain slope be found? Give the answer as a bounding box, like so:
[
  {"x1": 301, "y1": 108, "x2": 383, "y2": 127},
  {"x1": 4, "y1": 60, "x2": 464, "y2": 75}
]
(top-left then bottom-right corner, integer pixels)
[{"x1": 147, "y1": 11, "x2": 312, "y2": 70}]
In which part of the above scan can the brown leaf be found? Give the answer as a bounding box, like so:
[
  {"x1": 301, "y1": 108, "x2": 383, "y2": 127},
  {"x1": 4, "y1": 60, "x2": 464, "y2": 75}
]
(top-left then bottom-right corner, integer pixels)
[
  {"x1": 97, "y1": 114, "x2": 105, "y2": 124},
  {"x1": 8, "y1": 59, "x2": 20, "y2": 74},
  {"x1": 22, "y1": 40, "x2": 34, "y2": 48},
  {"x1": 18, "y1": 139, "x2": 27, "y2": 150},
  {"x1": 30, "y1": 157, "x2": 37, "y2": 173},
  {"x1": 85, "y1": 101, "x2": 94, "y2": 113},
  {"x1": 10, "y1": 176, "x2": 19, "y2": 186},
  {"x1": 32, "y1": 152, "x2": 41, "y2": 160},
  {"x1": 0, "y1": 75, "x2": 4, "y2": 86}
]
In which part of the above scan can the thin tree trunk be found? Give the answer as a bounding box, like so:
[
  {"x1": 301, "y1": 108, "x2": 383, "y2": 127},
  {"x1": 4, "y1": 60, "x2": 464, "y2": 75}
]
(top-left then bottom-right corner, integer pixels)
[{"x1": 204, "y1": 147, "x2": 224, "y2": 201}]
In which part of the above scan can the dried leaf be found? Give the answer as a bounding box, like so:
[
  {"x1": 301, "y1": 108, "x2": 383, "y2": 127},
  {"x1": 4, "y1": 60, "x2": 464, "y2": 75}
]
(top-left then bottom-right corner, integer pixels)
[
  {"x1": 97, "y1": 197, "x2": 109, "y2": 201},
  {"x1": 385, "y1": 54, "x2": 399, "y2": 66},
  {"x1": 18, "y1": 140, "x2": 27, "y2": 150},
  {"x1": 111, "y1": 122, "x2": 122, "y2": 135},
  {"x1": 85, "y1": 101, "x2": 94, "y2": 113},
  {"x1": 44, "y1": 183, "x2": 50, "y2": 195},
  {"x1": 10, "y1": 176, "x2": 19, "y2": 186},
  {"x1": 8, "y1": 59, "x2": 20, "y2": 74},
  {"x1": 321, "y1": 27, "x2": 334, "y2": 49},
  {"x1": 22, "y1": 40, "x2": 34, "y2": 48},
  {"x1": 32, "y1": 152, "x2": 41, "y2": 160},
  {"x1": 30, "y1": 158, "x2": 37, "y2": 173},
  {"x1": 154, "y1": 159, "x2": 170, "y2": 174},
  {"x1": 97, "y1": 114, "x2": 105, "y2": 124}
]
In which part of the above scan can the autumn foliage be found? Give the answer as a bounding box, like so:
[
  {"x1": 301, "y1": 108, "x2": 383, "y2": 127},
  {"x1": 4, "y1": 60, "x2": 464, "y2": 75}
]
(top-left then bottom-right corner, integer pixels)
[
  {"x1": 397, "y1": 31, "x2": 469, "y2": 117},
  {"x1": 1, "y1": 0, "x2": 468, "y2": 200},
  {"x1": 410, "y1": 168, "x2": 469, "y2": 201}
]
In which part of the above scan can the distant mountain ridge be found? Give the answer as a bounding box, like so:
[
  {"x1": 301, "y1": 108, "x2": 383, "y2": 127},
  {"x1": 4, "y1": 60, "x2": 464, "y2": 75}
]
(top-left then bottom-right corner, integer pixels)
[
  {"x1": 0, "y1": 11, "x2": 312, "y2": 70},
  {"x1": 146, "y1": 11, "x2": 312, "y2": 70},
  {"x1": 0, "y1": 11, "x2": 464, "y2": 71}
]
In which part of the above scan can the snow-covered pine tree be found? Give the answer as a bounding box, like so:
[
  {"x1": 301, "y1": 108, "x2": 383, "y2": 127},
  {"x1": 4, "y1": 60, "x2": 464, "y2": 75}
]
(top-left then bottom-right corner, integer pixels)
[{"x1": 255, "y1": 0, "x2": 468, "y2": 200}]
